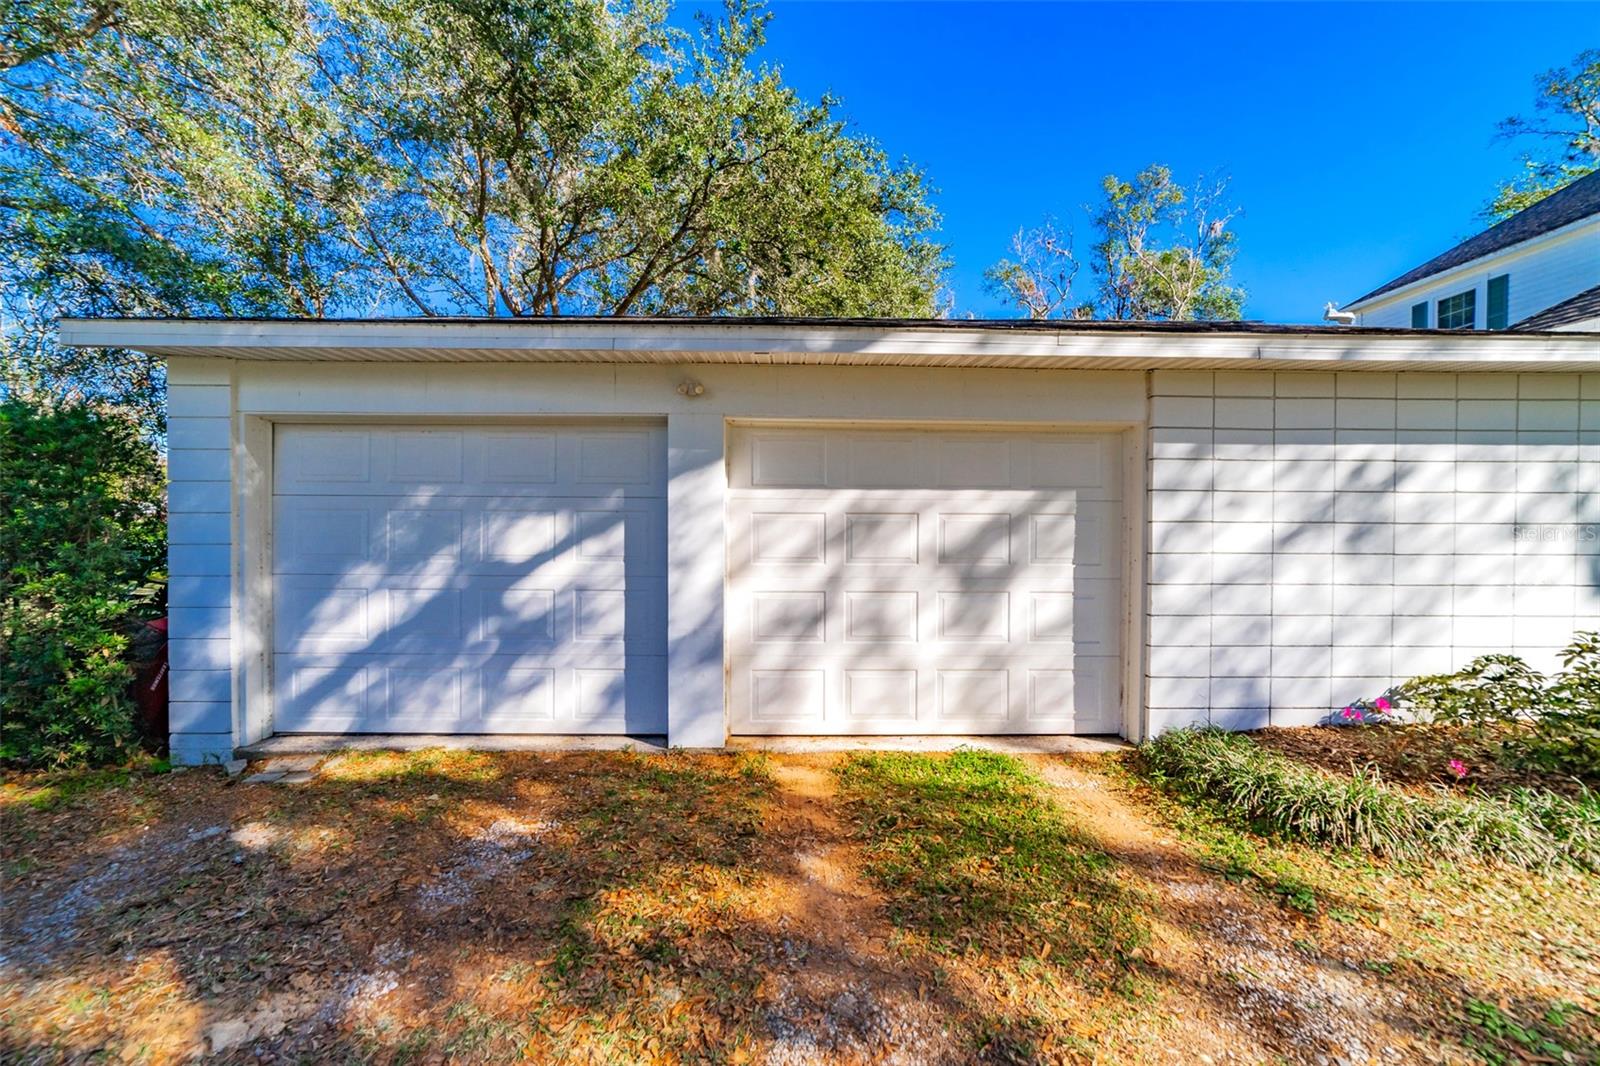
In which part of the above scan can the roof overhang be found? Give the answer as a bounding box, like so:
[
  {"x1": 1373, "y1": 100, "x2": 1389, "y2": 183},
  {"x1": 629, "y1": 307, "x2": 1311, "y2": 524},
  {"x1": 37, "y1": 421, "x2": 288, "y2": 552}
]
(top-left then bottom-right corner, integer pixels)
[{"x1": 57, "y1": 316, "x2": 1600, "y2": 372}]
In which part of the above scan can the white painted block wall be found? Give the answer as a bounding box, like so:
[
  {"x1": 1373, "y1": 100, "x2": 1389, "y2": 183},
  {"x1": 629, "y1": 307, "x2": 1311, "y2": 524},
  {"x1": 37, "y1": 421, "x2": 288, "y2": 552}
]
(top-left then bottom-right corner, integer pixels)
[
  {"x1": 165, "y1": 359, "x2": 234, "y2": 762},
  {"x1": 1146, "y1": 370, "x2": 1600, "y2": 732}
]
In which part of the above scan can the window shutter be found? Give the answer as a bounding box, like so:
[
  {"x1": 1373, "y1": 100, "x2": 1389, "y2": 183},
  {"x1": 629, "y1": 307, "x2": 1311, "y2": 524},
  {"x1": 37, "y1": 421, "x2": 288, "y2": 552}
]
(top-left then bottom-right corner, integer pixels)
[
  {"x1": 1487, "y1": 274, "x2": 1510, "y2": 330},
  {"x1": 1411, "y1": 302, "x2": 1428, "y2": 328}
]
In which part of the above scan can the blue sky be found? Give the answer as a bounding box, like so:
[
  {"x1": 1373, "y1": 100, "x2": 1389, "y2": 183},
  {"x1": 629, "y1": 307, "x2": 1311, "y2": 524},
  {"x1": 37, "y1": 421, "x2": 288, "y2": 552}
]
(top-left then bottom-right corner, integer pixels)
[{"x1": 701, "y1": 1, "x2": 1593, "y2": 322}]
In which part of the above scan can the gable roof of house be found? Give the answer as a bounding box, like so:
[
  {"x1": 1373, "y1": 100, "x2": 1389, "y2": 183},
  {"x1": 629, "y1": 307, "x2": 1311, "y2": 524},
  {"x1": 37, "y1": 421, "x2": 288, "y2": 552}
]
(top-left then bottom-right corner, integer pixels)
[
  {"x1": 1347, "y1": 170, "x2": 1600, "y2": 308},
  {"x1": 1512, "y1": 282, "x2": 1600, "y2": 330}
]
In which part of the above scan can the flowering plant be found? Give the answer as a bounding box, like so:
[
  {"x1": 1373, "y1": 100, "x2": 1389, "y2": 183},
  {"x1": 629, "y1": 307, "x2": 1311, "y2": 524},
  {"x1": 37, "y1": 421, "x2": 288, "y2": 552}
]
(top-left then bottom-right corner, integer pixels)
[{"x1": 1336, "y1": 690, "x2": 1401, "y2": 726}]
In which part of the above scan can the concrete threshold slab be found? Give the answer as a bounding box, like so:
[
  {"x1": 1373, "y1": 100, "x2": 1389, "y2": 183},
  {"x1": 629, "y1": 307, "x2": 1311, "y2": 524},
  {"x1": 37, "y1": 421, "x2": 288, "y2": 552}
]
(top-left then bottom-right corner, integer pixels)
[
  {"x1": 727, "y1": 735, "x2": 1131, "y2": 755},
  {"x1": 238, "y1": 733, "x2": 1128, "y2": 758},
  {"x1": 236, "y1": 734, "x2": 669, "y2": 757}
]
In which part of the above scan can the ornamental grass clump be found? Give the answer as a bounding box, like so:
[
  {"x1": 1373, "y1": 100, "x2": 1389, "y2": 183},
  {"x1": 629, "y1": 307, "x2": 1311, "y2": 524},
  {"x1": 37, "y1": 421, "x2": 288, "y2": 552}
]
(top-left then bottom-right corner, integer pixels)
[
  {"x1": 1141, "y1": 728, "x2": 1595, "y2": 871},
  {"x1": 1502, "y1": 786, "x2": 1600, "y2": 871},
  {"x1": 1142, "y1": 728, "x2": 1415, "y2": 856}
]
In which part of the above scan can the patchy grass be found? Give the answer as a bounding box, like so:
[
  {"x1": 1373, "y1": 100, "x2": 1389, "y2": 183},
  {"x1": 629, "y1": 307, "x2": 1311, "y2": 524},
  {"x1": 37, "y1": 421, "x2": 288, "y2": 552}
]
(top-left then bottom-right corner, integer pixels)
[
  {"x1": 833, "y1": 750, "x2": 1155, "y2": 1062},
  {"x1": 1115, "y1": 749, "x2": 1600, "y2": 1065},
  {"x1": 6, "y1": 746, "x2": 1597, "y2": 1065},
  {"x1": 835, "y1": 750, "x2": 1146, "y2": 967},
  {"x1": 0, "y1": 750, "x2": 786, "y2": 1064},
  {"x1": 0, "y1": 754, "x2": 171, "y2": 812}
]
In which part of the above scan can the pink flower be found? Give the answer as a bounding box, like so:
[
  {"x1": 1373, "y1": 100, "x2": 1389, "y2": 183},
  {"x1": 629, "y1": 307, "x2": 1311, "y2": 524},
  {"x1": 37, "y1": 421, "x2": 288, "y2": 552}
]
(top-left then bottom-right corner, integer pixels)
[
  {"x1": 1374, "y1": 696, "x2": 1392, "y2": 713},
  {"x1": 1448, "y1": 759, "x2": 1469, "y2": 780},
  {"x1": 1341, "y1": 705, "x2": 1364, "y2": 722}
]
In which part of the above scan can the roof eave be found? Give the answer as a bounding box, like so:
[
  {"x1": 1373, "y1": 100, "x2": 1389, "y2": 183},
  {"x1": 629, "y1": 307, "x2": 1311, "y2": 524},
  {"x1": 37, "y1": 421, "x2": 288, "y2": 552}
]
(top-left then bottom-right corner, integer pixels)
[{"x1": 55, "y1": 316, "x2": 1600, "y2": 372}]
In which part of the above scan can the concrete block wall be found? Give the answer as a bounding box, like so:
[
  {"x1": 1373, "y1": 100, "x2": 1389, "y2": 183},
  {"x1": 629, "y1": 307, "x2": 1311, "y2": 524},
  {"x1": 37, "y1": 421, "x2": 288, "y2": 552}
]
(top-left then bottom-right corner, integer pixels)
[
  {"x1": 165, "y1": 360, "x2": 235, "y2": 762},
  {"x1": 1146, "y1": 369, "x2": 1600, "y2": 733}
]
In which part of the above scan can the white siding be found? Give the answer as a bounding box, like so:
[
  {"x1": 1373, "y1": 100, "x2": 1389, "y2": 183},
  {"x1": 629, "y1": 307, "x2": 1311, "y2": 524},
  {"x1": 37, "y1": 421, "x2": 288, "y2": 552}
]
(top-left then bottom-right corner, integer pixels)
[
  {"x1": 165, "y1": 360, "x2": 234, "y2": 760},
  {"x1": 1353, "y1": 219, "x2": 1600, "y2": 328},
  {"x1": 1146, "y1": 369, "x2": 1600, "y2": 733}
]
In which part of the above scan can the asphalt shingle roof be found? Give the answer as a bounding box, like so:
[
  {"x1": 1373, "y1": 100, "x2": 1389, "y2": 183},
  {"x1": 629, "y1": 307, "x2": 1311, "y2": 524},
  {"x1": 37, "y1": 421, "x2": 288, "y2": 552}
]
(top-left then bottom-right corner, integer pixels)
[
  {"x1": 1347, "y1": 170, "x2": 1600, "y2": 307},
  {"x1": 1512, "y1": 282, "x2": 1600, "y2": 330}
]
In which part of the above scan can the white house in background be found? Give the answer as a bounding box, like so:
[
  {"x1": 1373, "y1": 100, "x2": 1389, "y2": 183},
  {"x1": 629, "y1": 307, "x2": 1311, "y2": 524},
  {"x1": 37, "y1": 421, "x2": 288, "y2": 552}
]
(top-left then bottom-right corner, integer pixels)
[
  {"x1": 56, "y1": 318, "x2": 1600, "y2": 764},
  {"x1": 1334, "y1": 170, "x2": 1600, "y2": 331}
]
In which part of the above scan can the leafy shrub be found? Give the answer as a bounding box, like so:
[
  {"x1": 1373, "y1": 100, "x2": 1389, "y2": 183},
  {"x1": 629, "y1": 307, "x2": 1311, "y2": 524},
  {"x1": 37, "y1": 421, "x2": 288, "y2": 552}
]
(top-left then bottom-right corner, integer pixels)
[
  {"x1": 1, "y1": 397, "x2": 166, "y2": 767},
  {"x1": 1373, "y1": 634, "x2": 1600, "y2": 781},
  {"x1": 1141, "y1": 728, "x2": 1595, "y2": 871},
  {"x1": 1512, "y1": 632, "x2": 1600, "y2": 778},
  {"x1": 1397, "y1": 654, "x2": 1547, "y2": 731}
]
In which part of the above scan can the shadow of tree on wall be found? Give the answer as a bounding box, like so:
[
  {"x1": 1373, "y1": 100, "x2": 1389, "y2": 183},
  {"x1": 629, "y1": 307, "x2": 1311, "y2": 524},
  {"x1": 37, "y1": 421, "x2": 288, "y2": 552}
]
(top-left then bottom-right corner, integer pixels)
[
  {"x1": 267, "y1": 423, "x2": 668, "y2": 743},
  {"x1": 1157, "y1": 413, "x2": 1598, "y2": 732}
]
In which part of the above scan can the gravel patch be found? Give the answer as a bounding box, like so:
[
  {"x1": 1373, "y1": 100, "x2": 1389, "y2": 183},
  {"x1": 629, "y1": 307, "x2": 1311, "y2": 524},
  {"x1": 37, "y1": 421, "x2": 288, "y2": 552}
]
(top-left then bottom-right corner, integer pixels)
[{"x1": 415, "y1": 817, "x2": 558, "y2": 914}]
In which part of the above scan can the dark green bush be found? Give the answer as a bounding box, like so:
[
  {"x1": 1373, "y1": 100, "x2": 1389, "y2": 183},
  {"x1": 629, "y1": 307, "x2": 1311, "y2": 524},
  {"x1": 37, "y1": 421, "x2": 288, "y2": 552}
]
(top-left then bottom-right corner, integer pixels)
[{"x1": 1, "y1": 397, "x2": 166, "y2": 767}]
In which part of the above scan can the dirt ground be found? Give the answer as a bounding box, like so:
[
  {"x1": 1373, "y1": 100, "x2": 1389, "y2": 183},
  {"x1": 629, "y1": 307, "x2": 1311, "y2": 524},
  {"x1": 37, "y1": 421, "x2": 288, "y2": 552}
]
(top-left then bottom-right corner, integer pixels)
[{"x1": 2, "y1": 749, "x2": 1595, "y2": 1064}]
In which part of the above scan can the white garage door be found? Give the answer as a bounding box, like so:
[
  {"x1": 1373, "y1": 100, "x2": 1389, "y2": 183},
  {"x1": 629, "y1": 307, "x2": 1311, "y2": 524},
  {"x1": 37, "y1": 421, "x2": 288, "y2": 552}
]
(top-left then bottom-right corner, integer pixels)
[
  {"x1": 728, "y1": 426, "x2": 1123, "y2": 735},
  {"x1": 272, "y1": 423, "x2": 666, "y2": 734}
]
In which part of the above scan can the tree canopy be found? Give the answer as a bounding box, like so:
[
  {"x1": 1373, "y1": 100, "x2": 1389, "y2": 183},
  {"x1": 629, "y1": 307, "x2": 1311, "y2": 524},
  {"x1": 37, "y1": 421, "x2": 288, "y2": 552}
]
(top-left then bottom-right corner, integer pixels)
[
  {"x1": 986, "y1": 165, "x2": 1244, "y2": 322},
  {"x1": 2, "y1": 0, "x2": 946, "y2": 427},
  {"x1": 1485, "y1": 48, "x2": 1600, "y2": 221}
]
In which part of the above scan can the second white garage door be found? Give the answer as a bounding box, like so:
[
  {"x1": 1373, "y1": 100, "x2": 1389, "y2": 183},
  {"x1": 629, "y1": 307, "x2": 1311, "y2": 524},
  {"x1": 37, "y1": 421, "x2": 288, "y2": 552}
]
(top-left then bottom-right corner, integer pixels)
[
  {"x1": 727, "y1": 426, "x2": 1124, "y2": 735},
  {"x1": 272, "y1": 423, "x2": 666, "y2": 734}
]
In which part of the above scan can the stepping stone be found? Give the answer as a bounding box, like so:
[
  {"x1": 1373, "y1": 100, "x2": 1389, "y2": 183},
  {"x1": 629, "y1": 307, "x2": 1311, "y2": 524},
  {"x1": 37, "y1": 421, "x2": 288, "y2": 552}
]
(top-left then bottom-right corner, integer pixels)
[
  {"x1": 277, "y1": 771, "x2": 317, "y2": 785},
  {"x1": 243, "y1": 771, "x2": 286, "y2": 784},
  {"x1": 223, "y1": 759, "x2": 248, "y2": 777}
]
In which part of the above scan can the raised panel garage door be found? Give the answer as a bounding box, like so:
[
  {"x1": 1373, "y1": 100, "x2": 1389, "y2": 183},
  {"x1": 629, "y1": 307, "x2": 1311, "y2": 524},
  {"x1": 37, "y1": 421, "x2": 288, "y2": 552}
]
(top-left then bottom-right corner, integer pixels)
[
  {"x1": 727, "y1": 427, "x2": 1124, "y2": 735},
  {"x1": 272, "y1": 423, "x2": 666, "y2": 734}
]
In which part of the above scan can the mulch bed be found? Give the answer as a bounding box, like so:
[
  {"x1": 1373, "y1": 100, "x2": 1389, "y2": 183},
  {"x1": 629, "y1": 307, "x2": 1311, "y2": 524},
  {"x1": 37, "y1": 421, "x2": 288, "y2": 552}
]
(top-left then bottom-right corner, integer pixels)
[{"x1": 1249, "y1": 723, "x2": 1592, "y2": 798}]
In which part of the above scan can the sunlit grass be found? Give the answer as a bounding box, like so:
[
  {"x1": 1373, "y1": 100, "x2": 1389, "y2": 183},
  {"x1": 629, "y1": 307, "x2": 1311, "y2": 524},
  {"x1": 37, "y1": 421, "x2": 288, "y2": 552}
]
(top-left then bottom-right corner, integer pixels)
[
  {"x1": 316, "y1": 748, "x2": 503, "y2": 785},
  {"x1": 0, "y1": 755, "x2": 170, "y2": 812},
  {"x1": 835, "y1": 750, "x2": 1148, "y2": 967}
]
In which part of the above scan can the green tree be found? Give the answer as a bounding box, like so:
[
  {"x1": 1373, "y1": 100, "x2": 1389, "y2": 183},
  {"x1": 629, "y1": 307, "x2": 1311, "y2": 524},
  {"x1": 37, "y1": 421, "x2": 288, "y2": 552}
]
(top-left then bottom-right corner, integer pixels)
[
  {"x1": 988, "y1": 165, "x2": 1243, "y2": 321},
  {"x1": 1, "y1": 396, "x2": 166, "y2": 767},
  {"x1": 1485, "y1": 48, "x2": 1600, "y2": 221},
  {"x1": 2, "y1": 0, "x2": 946, "y2": 430}
]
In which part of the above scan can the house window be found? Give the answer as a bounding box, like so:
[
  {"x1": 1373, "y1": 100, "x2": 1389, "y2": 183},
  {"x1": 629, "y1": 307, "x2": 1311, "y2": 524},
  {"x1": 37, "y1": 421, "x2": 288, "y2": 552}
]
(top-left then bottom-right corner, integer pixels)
[
  {"x1": 1487, "y1": 274, "x2": 1510, "y2": 330},
  {"x1": 1436, "y1": 289, "x2": 1476, "y2": 330},
  {"x1": 1411, "y1": 302, "x2": 1429, "y2": 328}
]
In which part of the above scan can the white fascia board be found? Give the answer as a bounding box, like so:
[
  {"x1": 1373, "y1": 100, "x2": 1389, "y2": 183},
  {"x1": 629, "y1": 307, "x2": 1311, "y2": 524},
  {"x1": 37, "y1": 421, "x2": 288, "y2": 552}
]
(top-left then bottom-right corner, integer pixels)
[
  {"x1": 57, "y1": 317, "x2": 1600, "y2": 369},
  {"x1": 1343, "y1": 215, "x2": 1600, "y2": 314}
]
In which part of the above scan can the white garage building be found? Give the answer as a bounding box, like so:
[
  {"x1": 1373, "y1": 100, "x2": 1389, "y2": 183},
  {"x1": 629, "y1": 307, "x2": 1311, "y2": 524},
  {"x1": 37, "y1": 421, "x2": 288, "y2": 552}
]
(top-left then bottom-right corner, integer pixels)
[{"x1": 60, "y1": 318, "x2": 1600, "y2": 764}]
